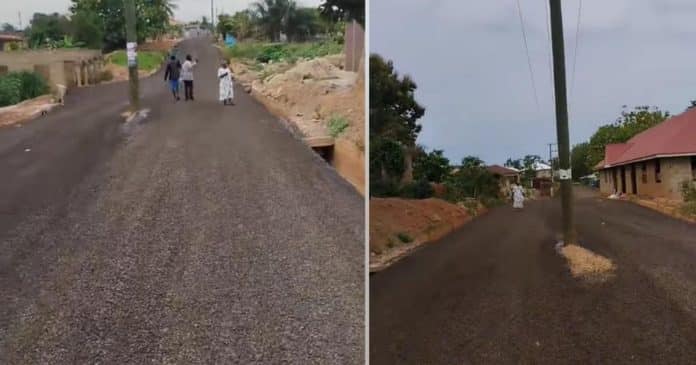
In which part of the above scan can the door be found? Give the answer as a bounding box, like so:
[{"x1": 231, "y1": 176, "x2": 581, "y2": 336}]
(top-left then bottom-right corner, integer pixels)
[
  {"x1": 612, "y1": 169, "x2": 618, "y2": 192},
  {"x1": 630, "y1": 165, "x2": 637, "y2": 194},
  {"x1": 620, "y1": 166, "x2": 626, "y2": 193}
]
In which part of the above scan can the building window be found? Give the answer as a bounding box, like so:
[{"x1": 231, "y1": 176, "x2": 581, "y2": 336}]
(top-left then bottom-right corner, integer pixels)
[
  {"x1": 655, "y1": 159, "x2": 661, "y2": 183},
  {"x1": 641, "y1": 162, "x2": 647, "y2": 183},
  {"x1": 692, "y1": 156, "x2": 696, "y2": 181}
]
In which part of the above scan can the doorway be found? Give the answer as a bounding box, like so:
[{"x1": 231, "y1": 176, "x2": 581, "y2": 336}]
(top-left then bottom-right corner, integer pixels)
[
  {"x1": 630, "y1": 164, "x2": 637, "y2": 195},
  {"x1": 620, "y1": 166, "x2": 626, "y2": 193}
]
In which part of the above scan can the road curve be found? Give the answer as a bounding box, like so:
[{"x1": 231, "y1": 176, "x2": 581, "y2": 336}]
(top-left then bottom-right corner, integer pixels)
[{"x1": 0, "y1": 37, "x2": 364, "y2": 364}]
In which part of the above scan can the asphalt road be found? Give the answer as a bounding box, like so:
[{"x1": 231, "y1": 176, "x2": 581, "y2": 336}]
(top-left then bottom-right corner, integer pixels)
[
  {"x1": 0, "y1": 37, "x2": 364, "y2": 364},
  {"x1": 371, "y1": 188, "x2": 696, "y2": 364}
]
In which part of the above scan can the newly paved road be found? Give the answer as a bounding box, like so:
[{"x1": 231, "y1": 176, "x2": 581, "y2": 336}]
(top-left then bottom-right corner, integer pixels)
[
  {"x1": 0, "y1": 37, "x2": 363, "y2": 364},
  {"x1": 371, "y1": 188, "x2": 696, "y2": 364}
]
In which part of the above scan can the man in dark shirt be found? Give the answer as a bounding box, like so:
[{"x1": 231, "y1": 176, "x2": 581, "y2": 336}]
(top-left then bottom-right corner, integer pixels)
[{"x1": 164, "y1": 56, "x2": 182, "y2": 101}]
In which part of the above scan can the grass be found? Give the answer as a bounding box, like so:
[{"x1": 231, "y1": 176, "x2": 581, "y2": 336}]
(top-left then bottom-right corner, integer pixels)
[
  {"x1": 110, "y1": 51, "x2": 165, "y2": 72},
  {"x1": 226, "y1": 41, "x2": 342, "y2": 64},
  {"x1": 680, "y1": 201, "x2": 696, "y2": 217},
  {"x1": 396, "y1": 232, "x2": 413, "y2": 244},
  {"x1": 328, "y1": 115, "x2": 349, "y2": 137}
]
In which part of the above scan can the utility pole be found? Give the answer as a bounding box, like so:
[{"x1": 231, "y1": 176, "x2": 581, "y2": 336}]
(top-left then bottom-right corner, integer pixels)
[
  {"x1": 549, "y1": 0, "x2": 575, "y2": 245},
  {"x1": 124, "y1": 0, "x2": 139, "y2": 111},
  {"x1": 18, "y1": 11, "x2": 22, "y2": 30},
  {"x1": 211, "y1": 0, "x2": 215, "y2": 37}
]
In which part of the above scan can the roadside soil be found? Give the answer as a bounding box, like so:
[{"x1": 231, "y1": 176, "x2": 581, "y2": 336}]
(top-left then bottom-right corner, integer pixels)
[
  {"x1": 370, "y1": 198, "x2": 486, "y2": 271},
  {"x1": 230, "y1": 54, "x2": 365, "y2": 193},
  {"x1": 0, "y1": 95, "x2": 60, "y2": 128}
]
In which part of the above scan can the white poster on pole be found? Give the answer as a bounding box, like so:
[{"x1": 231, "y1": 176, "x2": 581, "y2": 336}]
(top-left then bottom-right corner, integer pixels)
[{"x1": 127, "y1": 42, "x2": 137, "y2": 66}]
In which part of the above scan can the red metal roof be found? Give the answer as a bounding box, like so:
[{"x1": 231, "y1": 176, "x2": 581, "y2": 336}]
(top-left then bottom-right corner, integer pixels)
[{"x1": 598, "y1": 108, "x2": 696, "y2": 169}]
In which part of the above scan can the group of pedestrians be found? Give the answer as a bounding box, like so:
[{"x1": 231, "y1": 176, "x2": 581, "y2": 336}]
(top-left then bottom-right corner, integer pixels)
[{"x1": 164, "y1": 53, "x2": 235, "y2": 105}]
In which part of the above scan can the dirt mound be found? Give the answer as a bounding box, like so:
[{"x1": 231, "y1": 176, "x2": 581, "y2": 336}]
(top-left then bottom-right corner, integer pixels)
[
  {"x1": 370, "y1": 198, "x2": 485, "y2": 270},
  {"x1": 231, "y1": 54, "x2": 364, "y2": 193}
]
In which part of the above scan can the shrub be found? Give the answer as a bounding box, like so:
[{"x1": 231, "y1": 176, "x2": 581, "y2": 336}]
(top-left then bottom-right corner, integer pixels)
[
  {"x1": 226, "y1": 41, "x2": 342, "y2": 64},
  {"x1": 370, "y1": 179, "x2": 401, "y2": 198},
  {"x1": 680, "y1": 180, "x2": 696, "y2": 202},
  {"x1": 328, "y1": 115, "x2": 349, "y2": 137},
  {"x1": 680, "y1": 201, "x2": 696, "y2": 217},
  {"x1": 400, "y1": 179, "x2": 434, "y2": 199},
  {"x1": 0, "y1": 71, "x2": 49, "y2": 107},
  {"x1": 396, "y1": 232, "x2": 413, "y2": 244}
]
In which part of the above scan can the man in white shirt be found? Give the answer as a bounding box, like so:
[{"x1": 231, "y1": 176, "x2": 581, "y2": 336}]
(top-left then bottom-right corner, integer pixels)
[{"x1": 181, "y1": 54, "x2": 198, "y2": 101}]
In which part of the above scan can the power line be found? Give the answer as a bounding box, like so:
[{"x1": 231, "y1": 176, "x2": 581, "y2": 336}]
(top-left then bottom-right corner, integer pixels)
[{"x1": 515, "y1": 0, "x2": 540, "y2": 113}]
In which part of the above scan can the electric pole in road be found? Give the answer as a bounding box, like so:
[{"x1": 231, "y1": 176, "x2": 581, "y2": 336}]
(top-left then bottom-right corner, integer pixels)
[
  {"x1": 549, "y1": 0, "x2": 576, "y2": 246},
  {"x1": 124, "y1": 0, "x2": 139, "y2": 111}
]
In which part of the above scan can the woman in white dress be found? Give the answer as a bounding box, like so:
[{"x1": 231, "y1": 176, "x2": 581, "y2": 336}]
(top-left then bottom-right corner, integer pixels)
[
  {"x1": 512, "y1": 184, "x2": 525, "y2": 209},
  {"x1": 217, "y1": 62, "x2": 234, "y2": 105}
]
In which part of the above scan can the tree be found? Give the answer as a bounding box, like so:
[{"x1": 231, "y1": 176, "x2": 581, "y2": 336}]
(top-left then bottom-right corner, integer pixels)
[
  {"x1": 504, "y1": 158, "x2": 523, "y2": 170},
  {"x1": 70, "y1": 9, "x2": 104, "y2": 49},
  {"x1": 25, "y1": 13, "x2": 71, "y2": 47},
  {"x1": 414, "y1": 149, "x2": 451, "y2": 183},
  {"x1": 319, "y1": 0, "x2": 364, "y2": 25},
  {"x1": 2, "y1": 23, "x2": 17, "y2": 32},
  {"x1": 687, "y1": 100, "x2": 696, "y2": 111},
  {"x1": 587, "y1": 105, "x2": 669, "y2": 167},
  {"x1": 570, "y1": 142, "x2": 592, "y2": 180},
  {"x1": 70, "y1": 0, "x2": 176, "y2": 51},
  {"x1": 369, "y1": 54, "x2": 425, "y2": 195},
  {"x1": 445, "y1": 156, "x2": 499, "y2": 201},
  {"x1": 252, "y1": 0, "x2": 296, "y2": 42},
  {"x1": 286, "y1": 7, "x2": 320, "y2": 41}
]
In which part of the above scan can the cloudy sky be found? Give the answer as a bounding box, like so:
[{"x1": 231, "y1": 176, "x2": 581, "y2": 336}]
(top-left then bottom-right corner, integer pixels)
[
  {"x1": 371, "y1": 0, "x2": 696, "y2": 165},
  {"x1": 1, "y1": 0, "x2": 320, "y2": 26}
]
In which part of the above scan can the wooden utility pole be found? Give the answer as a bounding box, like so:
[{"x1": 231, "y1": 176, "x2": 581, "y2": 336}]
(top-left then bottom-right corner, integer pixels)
[
  {"x1": 549, "y1": 0, "x2": 575, "y2": 245},
  {"x1": 124, "y1": 0, "x2": 139, "y2": 111}
]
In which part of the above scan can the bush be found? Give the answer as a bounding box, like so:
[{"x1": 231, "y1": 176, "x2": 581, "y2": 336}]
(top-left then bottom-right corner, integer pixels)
[
  {"x1": 680, "y1": 201, "x2": 696, "y2": 217},
  {"x1": 328, "y1": 115, "x2": 349, "y2": 137},
  {"x1": 400, "y1": 179, "x2": 434, "y2": 199},
  {"x1": 370, "y1": 179, "x2": 401, "y2": 198},
  {"x1": 680, "y1": 180, "x2": 696, "y2": 202},
  {"x1": 0, "y1": 71, "x2": 49, "y2": 107},
  {"x1": 226, "y1": 41, "x2": 342, "y2": 64},
  {"x1": 396, "y1": 232, "x2": 413, "y2": 243}
]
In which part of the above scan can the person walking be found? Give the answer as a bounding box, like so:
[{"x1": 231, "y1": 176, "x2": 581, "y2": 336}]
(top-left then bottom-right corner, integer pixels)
[
  {"x1": 217, "y1": 62, "x2": 234, "y2": 105},
  {"x1": 181, "y1": 54, "x2": 198, "y2": 101},
  {"x1": 512, "y1": 184, "x2": 525, "y2": 209},
  {"x1": 163, "y1": 55, "x2": 182, "y2": 101}
]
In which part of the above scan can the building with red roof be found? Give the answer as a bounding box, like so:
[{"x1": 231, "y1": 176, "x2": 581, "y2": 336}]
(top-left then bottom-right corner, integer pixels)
[
  {"x1": 595, "y1": 107, "x2": 696, "y2": 200},
  {"x1": 486, "y1": 165, "x2": 520, "y2": 197}
]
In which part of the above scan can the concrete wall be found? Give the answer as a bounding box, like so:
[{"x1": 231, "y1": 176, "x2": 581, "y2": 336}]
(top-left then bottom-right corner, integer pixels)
[
  {"x1": 599, "y1": 156, "x2": 693, "y2": 200},
  {"x1": 0, "y1": 49, "x2": 104, "y2": 92},
  {"x1": 344, "y1": 20, "x2": 364, "y2": 73}
]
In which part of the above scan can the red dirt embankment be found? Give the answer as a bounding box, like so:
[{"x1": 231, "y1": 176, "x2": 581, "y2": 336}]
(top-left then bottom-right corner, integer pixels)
[{"x1": 370, "y1": 198, "x2": 485, "y2": 271}]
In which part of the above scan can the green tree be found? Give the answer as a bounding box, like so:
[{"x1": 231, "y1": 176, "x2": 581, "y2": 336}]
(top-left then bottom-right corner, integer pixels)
[
  {"x1": 25, "y1": 13, "x2": 71, "y2": 47},
  {"x1": 2, "y1": 23, "x2": 17, "y2": 32},
  {"x1": 414, "y1": 149, "x2": 451, "y2": 183},
  {"x1": 286, "y1": 7, "x2": 320, "y2": 41},
  {"x1": 570, "y1": 142, "x2": 592, "y2": 180},
  {"x1": 587, "y1": 105, "x2": 669, "y2": 167},
  {"x1": 687, "y1": 100, "x2": 696, "y2": 111},
  {"x1": 369, "y1": 54, "x2": 425, "y2": 195},
  {"x1": 70, "y1": 9, "x2": 104, "y2": 49},
  {"x1": 445, "y1": 156, "x2": 499, "y2": 202},
  {"x1": 70, "y1": 0, "x2": 176, "y2": 51},
  {"x1": 318, "y1": 0, "x2": 364, "y2": 25},
  {"x1": 252, "y1": 0, "x2": 296, "y2": 42},
  {"x1": 504, "y1": 158, "x2": 523, "y2": 170}
]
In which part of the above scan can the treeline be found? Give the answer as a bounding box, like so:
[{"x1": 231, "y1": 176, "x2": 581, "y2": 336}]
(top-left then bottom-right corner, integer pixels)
[
  {"x1": 216, "y1": 0, "x2": 364, "y2": 43},
  {"x1": 370, "y1": 54, "x2": 502, "y2": 205}
]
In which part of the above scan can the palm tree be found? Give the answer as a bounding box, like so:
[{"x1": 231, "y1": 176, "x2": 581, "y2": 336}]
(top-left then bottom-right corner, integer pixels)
[{"x1": 252, "y1": 0, "x2": 296, "y2": 42}]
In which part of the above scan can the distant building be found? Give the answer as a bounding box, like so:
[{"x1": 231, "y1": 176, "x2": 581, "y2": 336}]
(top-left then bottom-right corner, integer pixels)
[
  {"x1": 595, "y1": 108, "x2": 696, "y2": 201},
  {"x1": 486, "y1": 165, "x2": 520, "y2": 197},
  {"x1": 0, "y1": 33, "x2": 25, "y2": 52}
]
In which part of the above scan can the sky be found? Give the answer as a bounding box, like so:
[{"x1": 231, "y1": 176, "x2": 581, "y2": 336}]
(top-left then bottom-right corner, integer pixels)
[
  {"x1": 0, "y1": 0, "x2": 321, "y2": 26},
  {"x1": 371, "y1": 0, "x2": 696, "y2": 165}
]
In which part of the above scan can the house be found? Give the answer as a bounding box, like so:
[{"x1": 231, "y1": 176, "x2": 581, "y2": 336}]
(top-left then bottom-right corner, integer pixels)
[
  {"x1": 486, "y1": 165, "x2": 520, "y2": 196},
  {"x1": 530, "y1": 161, "x2": 552, "y2": 179},
  {"x1": 0, "y1": 33, "x2": 25, "y2": 52},
  {"x1": 595, "y1": 108, "x2": 696, "y2": 201}
]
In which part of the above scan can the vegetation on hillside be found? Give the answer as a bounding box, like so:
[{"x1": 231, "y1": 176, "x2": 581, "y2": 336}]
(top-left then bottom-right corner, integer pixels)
[
  {"x1": 226, "y1": 41, "x2": 342, "y2": 64},
  {"x1": 109, "y1": 50, "x2": 165, "y2": 71}
]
